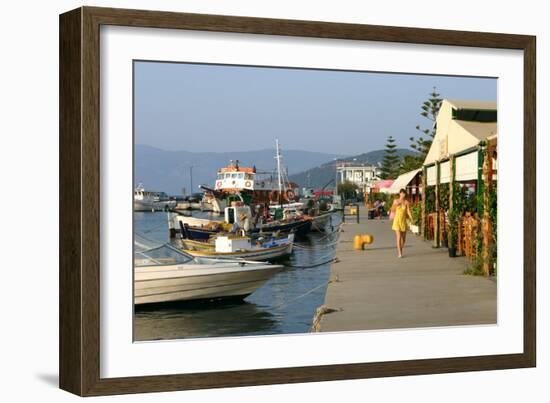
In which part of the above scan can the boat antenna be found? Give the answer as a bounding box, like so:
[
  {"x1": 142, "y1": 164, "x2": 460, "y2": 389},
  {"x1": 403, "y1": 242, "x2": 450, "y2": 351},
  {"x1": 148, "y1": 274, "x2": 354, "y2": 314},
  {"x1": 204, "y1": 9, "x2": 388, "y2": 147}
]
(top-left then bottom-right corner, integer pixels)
[{"x1": 275, "y1": 139, "x2": 283, "y2": 205}]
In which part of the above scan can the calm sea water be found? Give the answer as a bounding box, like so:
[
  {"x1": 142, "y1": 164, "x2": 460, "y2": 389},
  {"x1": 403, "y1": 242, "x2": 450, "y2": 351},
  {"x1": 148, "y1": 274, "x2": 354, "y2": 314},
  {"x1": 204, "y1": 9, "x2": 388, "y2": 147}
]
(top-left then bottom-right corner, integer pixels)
[{"x1": 133, "y1": 211, "x2": 339, "y2": 341}]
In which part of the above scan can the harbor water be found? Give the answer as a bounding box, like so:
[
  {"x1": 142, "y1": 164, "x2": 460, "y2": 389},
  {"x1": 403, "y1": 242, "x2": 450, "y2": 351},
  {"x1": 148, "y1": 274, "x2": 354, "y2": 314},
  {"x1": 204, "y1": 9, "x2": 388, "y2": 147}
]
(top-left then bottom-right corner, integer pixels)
[{"x1": 134, "y1": 211, "x2": 339, "y2": 341}]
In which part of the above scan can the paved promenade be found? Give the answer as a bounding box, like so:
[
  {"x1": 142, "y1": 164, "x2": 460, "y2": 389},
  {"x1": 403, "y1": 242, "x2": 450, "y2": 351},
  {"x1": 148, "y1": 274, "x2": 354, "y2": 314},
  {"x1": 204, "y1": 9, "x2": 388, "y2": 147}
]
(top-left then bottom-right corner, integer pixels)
[{"x1": 313, "y1": 210, "x2": 497, "y2": 332}]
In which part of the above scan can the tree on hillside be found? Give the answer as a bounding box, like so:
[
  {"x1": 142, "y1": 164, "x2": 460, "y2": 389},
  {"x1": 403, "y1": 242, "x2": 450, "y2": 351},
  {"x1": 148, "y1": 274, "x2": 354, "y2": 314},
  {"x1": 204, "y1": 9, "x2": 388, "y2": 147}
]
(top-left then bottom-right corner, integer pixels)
[
  {"x1": 408, "y1": 88, "x2": 443, "y2": 166},
  {"x1": 380, "y1": 136, "x2": 401, "y2": 179},
  {"x1": 337, "y1": 180, "x2": 359, "y2": 201},
  {"x1": 398, "y1": 154, "x2": 421, "y2": 175}
]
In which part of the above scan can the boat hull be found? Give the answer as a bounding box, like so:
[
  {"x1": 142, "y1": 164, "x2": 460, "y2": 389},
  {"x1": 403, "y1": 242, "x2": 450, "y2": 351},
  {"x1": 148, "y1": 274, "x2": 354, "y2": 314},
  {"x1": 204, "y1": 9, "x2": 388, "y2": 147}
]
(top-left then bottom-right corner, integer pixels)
[
  {"x1": 134, "y1": 200, "x2": 177, "y2": 212},
  {"x1": 185, "y1": 242, "x2": 293, "y2": 261},
  {"x1": 254, "y1": 219, "x2": 312, "y2": 237},
  {"x1": 134, "y1": 263, "x2": 282, "y2": 305},
  {"x1": 169, "y1": 213, "x2": 313, "y2": 239},
  {"x1": 309, "y1": 212, "x2": 335, "y2": 232}
]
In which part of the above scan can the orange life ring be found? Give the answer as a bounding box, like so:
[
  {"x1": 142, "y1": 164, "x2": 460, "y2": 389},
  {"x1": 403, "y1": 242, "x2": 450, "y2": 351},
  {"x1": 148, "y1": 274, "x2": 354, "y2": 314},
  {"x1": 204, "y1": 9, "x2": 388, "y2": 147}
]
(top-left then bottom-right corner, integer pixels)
[
  {"x1": 244, "y1": 180, "x2": 252, "y2": 188},
  {"x1": 216, "y1": 181, "x2": 222, "y2": 188},
  {"x1": 286, "y1": 190, "x2": 295, "y2": 200}
]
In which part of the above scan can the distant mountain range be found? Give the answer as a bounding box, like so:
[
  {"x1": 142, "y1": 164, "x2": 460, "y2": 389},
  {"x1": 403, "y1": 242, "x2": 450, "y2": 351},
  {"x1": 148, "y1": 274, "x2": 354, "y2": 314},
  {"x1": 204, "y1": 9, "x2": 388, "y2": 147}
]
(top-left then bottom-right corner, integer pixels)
[
  {"x1": 134, "y1": 144, "x2": 343, "y2": 195},
  {"x1": 135, "y1": 145, "x2": 417, "y2": 194},
  {"x1": 288, "y1": 148, "x2": 417, "y2": 189}
]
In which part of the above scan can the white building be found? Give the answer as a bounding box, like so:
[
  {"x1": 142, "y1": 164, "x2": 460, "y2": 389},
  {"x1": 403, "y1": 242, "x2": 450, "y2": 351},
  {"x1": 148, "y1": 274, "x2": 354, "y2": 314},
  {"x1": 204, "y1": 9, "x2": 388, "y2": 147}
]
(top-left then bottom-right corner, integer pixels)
[
  {"x1": 424, "y1": 99, "x2": 497, "y2": 186},
  {"x1": 337, "y1": 163, "x2": 381, "y2": 192}
]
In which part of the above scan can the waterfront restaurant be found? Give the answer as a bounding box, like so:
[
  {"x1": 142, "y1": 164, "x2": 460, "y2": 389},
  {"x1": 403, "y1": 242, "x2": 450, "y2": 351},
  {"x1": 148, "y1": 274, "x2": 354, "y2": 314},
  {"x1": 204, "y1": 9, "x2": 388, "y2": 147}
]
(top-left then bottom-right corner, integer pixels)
[
  {"x1": 389, "y1": 168, "x2": 422, "y2": 202},
  {"x1": 421, "y1": 99, "x2": 497, "y2": 275}
]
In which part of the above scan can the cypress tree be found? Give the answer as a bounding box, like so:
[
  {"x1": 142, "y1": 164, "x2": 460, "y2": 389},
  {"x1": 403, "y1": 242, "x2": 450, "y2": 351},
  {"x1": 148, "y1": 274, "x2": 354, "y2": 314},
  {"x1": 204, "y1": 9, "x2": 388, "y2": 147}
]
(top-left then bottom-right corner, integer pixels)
[
  {"x1": 409, "y1": 87, "x2": 443, "y2": 163},
  {"x1": 380, "y1": 135, "x2": 400, "y2": 179}
]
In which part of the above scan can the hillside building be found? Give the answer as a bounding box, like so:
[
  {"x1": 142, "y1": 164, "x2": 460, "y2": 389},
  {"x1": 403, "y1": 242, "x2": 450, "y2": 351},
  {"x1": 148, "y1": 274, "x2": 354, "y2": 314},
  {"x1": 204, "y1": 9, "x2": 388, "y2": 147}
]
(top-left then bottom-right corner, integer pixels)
[{"x1": 336, "y1": 163, "x2": 381, "y2": 193}]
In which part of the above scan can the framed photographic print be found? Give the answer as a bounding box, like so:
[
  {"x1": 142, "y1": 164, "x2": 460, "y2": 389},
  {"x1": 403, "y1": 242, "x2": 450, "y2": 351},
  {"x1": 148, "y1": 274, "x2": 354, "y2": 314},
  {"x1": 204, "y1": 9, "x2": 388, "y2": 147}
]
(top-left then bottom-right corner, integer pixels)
[{"x1": 59, "y1": 6, "x2": 536, "y2": 396}]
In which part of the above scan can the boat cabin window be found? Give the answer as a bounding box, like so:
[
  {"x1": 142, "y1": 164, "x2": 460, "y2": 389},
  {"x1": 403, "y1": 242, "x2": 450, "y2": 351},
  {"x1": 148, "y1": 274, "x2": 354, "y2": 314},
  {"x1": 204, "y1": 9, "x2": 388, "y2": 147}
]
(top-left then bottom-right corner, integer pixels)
[
  {"x1": 134, "y1": 244, "x2": 194, "y2": 266},
  {"x1": 238, "y1": 173, "x2": 244, "y2": 179},
  {"x1": 217, "y1": 173, "x2": 223, "y2": 179},
  {"x1": 227, "y1": 207, "x2": 235, "y2": 224},
  {"x1": 245, "y1": 173, "x2": 254, "y2": 180},
  {"x1": 231, "y1": 173, "x2": 237, "y2": 178}
]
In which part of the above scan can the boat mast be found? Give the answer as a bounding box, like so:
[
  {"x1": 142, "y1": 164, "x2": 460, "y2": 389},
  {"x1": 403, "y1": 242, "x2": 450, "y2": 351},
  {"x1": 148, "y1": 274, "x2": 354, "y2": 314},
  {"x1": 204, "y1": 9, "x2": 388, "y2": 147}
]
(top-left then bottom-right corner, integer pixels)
[{"x1": 275, "y1": 139, "x2": 283, "y2": 205}]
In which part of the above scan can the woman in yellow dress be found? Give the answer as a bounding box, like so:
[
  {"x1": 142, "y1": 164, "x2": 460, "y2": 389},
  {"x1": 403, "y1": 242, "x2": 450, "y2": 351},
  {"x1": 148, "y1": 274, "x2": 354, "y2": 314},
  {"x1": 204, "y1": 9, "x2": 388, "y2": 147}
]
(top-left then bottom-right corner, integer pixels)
[{"x1": 390, "y1": 188, "x2": 413, "y2": 258}]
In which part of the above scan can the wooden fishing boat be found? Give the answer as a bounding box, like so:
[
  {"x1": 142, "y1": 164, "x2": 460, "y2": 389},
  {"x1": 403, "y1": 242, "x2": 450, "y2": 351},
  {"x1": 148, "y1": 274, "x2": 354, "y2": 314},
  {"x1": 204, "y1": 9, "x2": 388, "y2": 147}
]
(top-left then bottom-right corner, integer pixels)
[
  {"x1": 212, "y1": 141, "x2": 300, "y2": 206},
  {"x1": 168, "y1": 206, "x2": 312, "y2": 240},
  {"x1": 180, "y1": 234, "x2": 294, "y2": 261},
  {"x1": 308, "y1": 211, "x2": 336, "y2": 232}
]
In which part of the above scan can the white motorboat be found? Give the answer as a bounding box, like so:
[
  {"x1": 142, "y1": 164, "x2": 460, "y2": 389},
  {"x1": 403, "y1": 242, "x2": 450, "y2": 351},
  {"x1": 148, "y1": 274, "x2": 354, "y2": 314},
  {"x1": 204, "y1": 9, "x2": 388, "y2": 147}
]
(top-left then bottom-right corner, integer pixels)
[
  {"x1": 134, "y1": 234, "x2": 283, "y2": 305},
  {"x1": 134, "y1": 184, "x2": 176, "y2": 212}
]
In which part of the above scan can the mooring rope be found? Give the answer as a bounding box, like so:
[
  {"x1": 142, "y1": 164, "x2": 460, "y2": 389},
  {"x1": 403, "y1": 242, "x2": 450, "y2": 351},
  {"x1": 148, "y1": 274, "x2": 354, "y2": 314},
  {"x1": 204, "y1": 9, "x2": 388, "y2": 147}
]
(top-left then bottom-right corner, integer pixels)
[
  {"x1": 271, "y1": 281, "x2": 328, "y2": 311},
  {"x1": 316, "y1": 223, "x2": 343, "y2": 240},
  {"x1": 140, "y1": 215, "x2": 173, "y2": 234},
  {"x1": 284, "y1": 257, "x2": 336, "y2": 269},
  {"x1": 292, "y1": 240, "x2": 339, "y2": 250},
  {"x1": 284, "y1": 249, "x2": 337, "y2": 269}
]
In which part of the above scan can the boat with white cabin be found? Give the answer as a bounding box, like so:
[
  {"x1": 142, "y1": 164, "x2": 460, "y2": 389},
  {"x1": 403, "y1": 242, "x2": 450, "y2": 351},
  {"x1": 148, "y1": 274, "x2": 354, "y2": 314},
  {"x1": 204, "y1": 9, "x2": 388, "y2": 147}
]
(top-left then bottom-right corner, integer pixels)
[{"x1": 213, "y1": 140, "x2": 300, "y2": 206}]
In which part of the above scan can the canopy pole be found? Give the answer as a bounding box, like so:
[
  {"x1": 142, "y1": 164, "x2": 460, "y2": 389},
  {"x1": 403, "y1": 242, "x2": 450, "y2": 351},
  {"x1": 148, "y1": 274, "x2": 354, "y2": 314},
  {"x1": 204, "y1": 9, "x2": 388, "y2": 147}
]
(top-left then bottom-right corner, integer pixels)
[
  {"x1": 421, "y1": 166, "x2": 427, "y2": 240},
  {"x1": 481, "y1": 141, "x2": 494, "y2": 276},
  {"x1": 434, "y1": 161, "x2": 440, "y2": 248},
  {"x1": 476, "y1": 143, "x2": 485, "y2": 260},
  {"x1": 449, "y1": 155, "x2": 455, "y2": 211},
  {"x1": 476, "y1": 144, "x2": 485, "y2": 218}
]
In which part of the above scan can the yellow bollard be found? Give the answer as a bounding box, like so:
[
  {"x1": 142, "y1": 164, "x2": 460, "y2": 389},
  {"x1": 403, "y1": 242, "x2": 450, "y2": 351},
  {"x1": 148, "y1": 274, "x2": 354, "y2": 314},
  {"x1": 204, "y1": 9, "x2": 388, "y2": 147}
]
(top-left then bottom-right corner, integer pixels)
[
  {"x1": 350, "y1": 206, "x2": 358, "y2": 215},
  {"x1": 361, "y1": 234, "x2": 374, "y2": 245},
  {"x1": 353, "y1": 234, "x2": 374, "y2": 250},
  {"x1": 353, "y1": 235, "x2": 364, "y2": 250}
]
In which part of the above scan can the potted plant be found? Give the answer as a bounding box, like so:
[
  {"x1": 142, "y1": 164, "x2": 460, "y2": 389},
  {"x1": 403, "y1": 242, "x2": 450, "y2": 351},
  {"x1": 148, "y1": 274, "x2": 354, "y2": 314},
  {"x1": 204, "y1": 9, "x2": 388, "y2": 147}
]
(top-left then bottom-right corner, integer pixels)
[
  {"x1": 447, "y1": 209, "x2": 459, "y2": 257},
  {"x1": 441, "y1": 228, "x2": 448, "y2": 248},
  {"x1": 409, "y1": 203, "x2": 421, "y2": 234},
  {"x1": 441, "y1": 211, "x2": 448, "y2": 248}
]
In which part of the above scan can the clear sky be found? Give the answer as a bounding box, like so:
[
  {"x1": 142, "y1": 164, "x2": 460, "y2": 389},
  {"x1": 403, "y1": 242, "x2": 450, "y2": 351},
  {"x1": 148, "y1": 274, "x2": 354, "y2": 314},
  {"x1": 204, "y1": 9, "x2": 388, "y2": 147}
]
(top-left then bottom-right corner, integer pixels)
[{"x1": 134, "y1": 61, "x2": 496, "y2": 156}]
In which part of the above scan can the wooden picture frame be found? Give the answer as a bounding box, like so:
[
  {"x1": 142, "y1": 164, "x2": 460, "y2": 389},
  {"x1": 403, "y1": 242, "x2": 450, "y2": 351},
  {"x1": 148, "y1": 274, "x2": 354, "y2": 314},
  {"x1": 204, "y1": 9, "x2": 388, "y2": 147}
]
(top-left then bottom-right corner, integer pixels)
[{"x1": 59, "y1": 6, "x2": 536, "y2": 396}]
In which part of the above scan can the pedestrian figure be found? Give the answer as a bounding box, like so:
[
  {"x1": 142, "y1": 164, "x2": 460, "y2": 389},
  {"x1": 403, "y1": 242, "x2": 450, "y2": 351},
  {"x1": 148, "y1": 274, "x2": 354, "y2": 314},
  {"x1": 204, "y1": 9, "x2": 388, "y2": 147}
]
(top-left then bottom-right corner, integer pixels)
[
  {"x1": 373, "y1": 199, "x2": 381, "y2": 218},
  {"x1": 391, "y1": 188, "x2": 413, "y2": 258}
]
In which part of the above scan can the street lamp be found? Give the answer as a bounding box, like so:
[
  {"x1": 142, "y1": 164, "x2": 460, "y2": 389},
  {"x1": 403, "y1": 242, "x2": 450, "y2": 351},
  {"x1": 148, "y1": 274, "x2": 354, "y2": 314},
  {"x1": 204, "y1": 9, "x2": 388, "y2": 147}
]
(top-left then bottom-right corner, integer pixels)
[
  {"x1": 334, "y1": 158, "x2": 338, "y2": 197},
  {"x1": 190, "y1": 165, "x2": 193, "y2": 193},
  {"x1": 186, "y1": 164, "x2": 196, "y2": 195}
]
